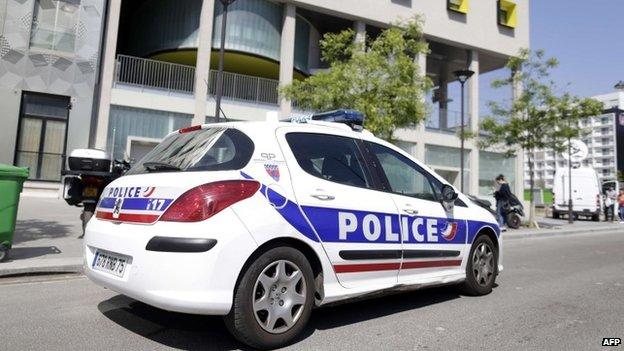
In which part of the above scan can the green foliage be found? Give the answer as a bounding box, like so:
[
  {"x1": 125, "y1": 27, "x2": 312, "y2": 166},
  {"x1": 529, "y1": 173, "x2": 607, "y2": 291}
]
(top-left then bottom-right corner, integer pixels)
[
  {"x1": 281, "y1": 17, "x2": 431, "y2": 140},
  {"x1": 478, "y1": 49, "x2": 602, "y2": 157},
  {"x1": 476, "y1": 48, "x2": 603, "y2": 224}
]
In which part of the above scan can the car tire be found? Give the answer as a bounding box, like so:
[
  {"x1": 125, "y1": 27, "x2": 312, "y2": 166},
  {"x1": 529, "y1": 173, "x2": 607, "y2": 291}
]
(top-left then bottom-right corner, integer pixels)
[
  {"x1": 224, "y1": 246, "x2": 315, "y2": 350},
  {"x1": 552, "y1": 210, "x2": 559, "y2": 219},
  {"x1": 462, "y1": 235, "x2": 498, "y2": 296},
  {"x1": 592, "y1": 213, "x2": 600, "y2": 222}
]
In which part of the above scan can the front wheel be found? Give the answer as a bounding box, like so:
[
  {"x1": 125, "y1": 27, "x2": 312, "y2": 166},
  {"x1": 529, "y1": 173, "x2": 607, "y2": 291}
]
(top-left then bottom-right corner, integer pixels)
[
  {"x1": 224, "y1": 247, "x2": 315, "y2": 349},
  {"x1": 462, "y1": 235, "x2": 498, "y2": 296}
]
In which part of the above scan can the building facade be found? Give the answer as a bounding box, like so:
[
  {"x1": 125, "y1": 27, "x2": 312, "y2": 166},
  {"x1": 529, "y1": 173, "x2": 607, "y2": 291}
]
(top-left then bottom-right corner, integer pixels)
[
  {"x1": 524, "y1": 91, "x2": 624, "y2": 189},
  {"x1": 1, "y1": 0, "x2": 529, "y2": 198},
  {"x1": 0, "y1": 0, "x2": 106, "y2": 184}
]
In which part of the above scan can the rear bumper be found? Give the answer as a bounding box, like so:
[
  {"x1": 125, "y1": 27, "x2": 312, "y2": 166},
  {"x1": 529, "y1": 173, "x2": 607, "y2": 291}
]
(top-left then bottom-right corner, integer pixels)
[
  {"x1": 83, "y1": 208, "x2": 257, "y2": 315},
  {"x1": 552, "y1": 205, "x2": 600, "y2": 215}
]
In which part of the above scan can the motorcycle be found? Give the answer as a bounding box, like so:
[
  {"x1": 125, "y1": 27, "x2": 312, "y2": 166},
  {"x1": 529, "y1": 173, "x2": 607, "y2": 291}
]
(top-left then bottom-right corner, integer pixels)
[
  {"x1": 467, "y1": 194, "x2": 524, "y2": 229},
  {"x1": 61, "y1": 149, "x2": 131, "y2": 236}
]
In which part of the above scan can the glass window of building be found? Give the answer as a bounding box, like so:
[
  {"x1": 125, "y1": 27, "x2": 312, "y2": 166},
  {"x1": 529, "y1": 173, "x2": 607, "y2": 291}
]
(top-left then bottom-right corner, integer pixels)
[
  {"x1": 108, "y1": 105, "x2": 193, "y2": 161},
  {"x1": 14, "y1": 92, "x2": 70, "y2": 181},
  {"x1": 394, "y1": 140, "x2": 418, "y2": 157},
  {"x1": 425, "y1": 145, "x2": 470, "y2": 191},
  {"x1": 30, "y1": 0, "x2": 81, "y2": 53},
  {"x1": 479, "y1": 151, "x2": 516, "y2": 196}
]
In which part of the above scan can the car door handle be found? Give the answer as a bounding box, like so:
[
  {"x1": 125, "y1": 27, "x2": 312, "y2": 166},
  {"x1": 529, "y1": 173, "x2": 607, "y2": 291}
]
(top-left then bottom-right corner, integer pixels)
[
  {"x1": 403, "y1": 208, "x2": 419, "y2": 215},
  {"x1": 311, "y1": 194, "x2": 335, "y2": 201}
]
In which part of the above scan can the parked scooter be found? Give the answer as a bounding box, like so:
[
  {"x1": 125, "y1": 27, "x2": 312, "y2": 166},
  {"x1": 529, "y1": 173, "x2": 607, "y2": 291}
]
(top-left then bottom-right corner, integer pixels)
[
  {"x1": 61, "y1": 149, "x2": 130, "y2": 236},
  {"x1": 502, "y1": 201, "x2": 524, "y2": 229},
  {"x1": 467, "y1": 194, "x2": 524, "y2": 229}
]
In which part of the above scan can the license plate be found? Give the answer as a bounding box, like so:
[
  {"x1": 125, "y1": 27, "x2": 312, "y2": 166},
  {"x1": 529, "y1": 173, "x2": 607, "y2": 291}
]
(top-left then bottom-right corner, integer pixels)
[
  {"x1": 83, "y1": 186, "x2": 98, "y2": 198},
  {"x1": 92, "y1": 250, "x2": 129, "y2": 277}
]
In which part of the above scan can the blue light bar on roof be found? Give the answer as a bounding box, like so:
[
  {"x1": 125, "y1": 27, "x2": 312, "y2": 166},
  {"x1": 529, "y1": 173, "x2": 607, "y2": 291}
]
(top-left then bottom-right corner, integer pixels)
[{"x1": 311, "y1": 109, "x2": 365, "y2": 130}]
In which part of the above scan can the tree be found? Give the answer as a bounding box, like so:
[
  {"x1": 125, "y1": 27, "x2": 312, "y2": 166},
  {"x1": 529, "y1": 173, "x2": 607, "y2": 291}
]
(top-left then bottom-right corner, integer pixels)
[
  {"x1": 477, "y1": 49, "x2": 602, "y2": 227},
  {"x1": 281, "y1": 17, "x2": 431, "y2": 140}
]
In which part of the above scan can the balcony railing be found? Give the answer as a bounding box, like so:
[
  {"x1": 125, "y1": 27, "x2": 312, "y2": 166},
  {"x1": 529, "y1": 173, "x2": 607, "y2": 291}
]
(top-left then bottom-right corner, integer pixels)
[
  {"x1": 425, "y1": 107, "x2": 471, "y2": 132},
  {"x1": 115, "y1": 55, "x2": 280, "y2": 105},
  {"x1": 116, "y1": 55, "x2": 196, "y2": 93}
]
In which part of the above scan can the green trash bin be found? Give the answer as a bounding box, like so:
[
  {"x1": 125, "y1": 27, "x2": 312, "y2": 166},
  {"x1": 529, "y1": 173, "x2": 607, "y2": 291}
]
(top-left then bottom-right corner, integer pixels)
[{"x1": 0, "y1": 164, "x2": 29, "y2": 262}]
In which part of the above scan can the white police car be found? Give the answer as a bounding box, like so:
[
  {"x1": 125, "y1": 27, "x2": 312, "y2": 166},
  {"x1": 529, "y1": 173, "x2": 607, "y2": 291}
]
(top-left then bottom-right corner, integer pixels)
[{"x1": 84, "y1": 110, "x2": 501, "y2": 349}]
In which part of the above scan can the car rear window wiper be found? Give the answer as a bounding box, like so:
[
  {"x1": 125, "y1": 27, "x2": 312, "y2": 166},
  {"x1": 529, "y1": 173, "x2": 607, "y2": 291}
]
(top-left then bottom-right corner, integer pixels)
[{"x1": 143, "y1": 162, "x2": 181, "y2": 172}]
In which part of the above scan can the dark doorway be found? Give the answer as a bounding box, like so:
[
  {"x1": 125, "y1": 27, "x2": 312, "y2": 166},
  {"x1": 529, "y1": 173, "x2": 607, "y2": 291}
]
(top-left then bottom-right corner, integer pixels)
[{"x1": 14, "y1": 92, "x2": 70, "y2": 181}]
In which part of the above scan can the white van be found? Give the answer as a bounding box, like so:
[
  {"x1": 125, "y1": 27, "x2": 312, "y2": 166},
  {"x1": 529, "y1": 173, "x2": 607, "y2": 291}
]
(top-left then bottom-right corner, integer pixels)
[{"x1": 552, "y1": 166, "x2": 602, "y2": 221}]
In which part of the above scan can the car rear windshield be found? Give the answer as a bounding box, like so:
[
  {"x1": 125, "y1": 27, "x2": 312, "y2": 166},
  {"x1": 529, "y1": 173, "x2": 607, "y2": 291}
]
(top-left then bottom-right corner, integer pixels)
[{"x1": 126, "y1": 127, "x2": 254, "y2": 175}]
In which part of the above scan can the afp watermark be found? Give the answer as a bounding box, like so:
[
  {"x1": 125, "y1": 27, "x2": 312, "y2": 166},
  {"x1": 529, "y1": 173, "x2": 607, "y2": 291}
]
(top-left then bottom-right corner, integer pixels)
[{"x1": 602, "y1": 338, "x2": 621, "y2": 347}]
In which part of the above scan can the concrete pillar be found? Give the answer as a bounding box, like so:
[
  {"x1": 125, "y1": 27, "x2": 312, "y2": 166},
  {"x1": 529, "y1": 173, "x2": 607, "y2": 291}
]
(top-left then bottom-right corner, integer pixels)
[
  {"x1": 468, "y1": 50, "x2": 480, "y2": 195},
  {"x1": 415, "y1": 52, "x2": 427, "y2": 161},
  {"x1": 94, "y1": 0, "x2": 122, "y2": 150},
  {"x1": 278, "y1": 3, "x2": 296, "y2": 118},
  {"x1": 193, "y1": 0, "x2": 216, "y2": 125},
  {"x1": 353, "y1": 20, "x2": 366, "y2": 49}
]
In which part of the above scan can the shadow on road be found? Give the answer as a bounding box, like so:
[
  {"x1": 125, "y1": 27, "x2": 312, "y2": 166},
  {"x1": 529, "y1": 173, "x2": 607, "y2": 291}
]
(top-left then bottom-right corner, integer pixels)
[
  {"x1": 98, "y1": 285, "x2": 462, "y2": 350},
  {"x1": 7, "y1": 246, "x2": 62, "y2": 260},
  {"x1": 13, "y1": 219, "x2": 74, "y2": 244}
]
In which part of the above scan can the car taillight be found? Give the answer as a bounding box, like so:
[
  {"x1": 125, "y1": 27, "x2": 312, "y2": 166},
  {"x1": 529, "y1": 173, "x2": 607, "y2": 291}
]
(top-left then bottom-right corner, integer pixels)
[{"x1": 160, "y1": 180, "x2": 260, "y2": 222}]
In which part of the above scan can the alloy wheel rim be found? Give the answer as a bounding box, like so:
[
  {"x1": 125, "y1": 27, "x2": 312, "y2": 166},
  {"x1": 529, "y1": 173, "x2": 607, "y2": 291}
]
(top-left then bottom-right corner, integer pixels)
[
  {"x1": 252, "y1": 260, "x2": 307, "y2": 334},
  {"x1": 472, "y1": 242, "x2": 494, "y2": 287}
]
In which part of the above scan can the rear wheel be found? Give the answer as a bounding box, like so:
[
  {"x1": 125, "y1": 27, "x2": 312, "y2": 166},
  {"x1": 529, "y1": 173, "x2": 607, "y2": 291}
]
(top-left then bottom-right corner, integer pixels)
[
  {"x1": 506, "y1": 213, "x2": 521, "y2": 229},
  {"x1": 552, "y1": 210, "x2": 560, "y2": 219},
  {"x1": 80, "y1": 204, "x2": 96, "y2": 238},
  {"x1": 592, "y1": 213, "x2": 600, "y2": 222},
  {"x1": 0, "y1": 245, "x2": 8, "y2": 262},
  {"x1": 462, "y1": 235, "x2": 498, "y2": 296},
  {"x1": 224, "y1": 247, "x2": 314, "y2": 349}
]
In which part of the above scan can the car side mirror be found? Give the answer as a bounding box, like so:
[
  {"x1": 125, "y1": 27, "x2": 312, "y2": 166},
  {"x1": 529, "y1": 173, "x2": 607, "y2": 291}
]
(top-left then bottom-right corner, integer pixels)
[{"x1": 441, "y1": 184, "x2": 459, "y2": 209}]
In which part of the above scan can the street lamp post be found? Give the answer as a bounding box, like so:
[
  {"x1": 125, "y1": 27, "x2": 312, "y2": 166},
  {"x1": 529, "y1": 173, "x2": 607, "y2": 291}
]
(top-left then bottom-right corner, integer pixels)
[
  {"x1": 214, "y1": 0, "x2": 236, "y2": 122},
  {"x1": 453, "y1": 69, "x2": 475, "y2": 193},
  {"x1": 567, "y1": 130, "x2": 574, "y2": 224}
]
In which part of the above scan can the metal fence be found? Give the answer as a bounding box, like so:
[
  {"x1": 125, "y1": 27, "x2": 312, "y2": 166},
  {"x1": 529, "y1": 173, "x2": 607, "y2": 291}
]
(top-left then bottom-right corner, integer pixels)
[
  {"x1": 116, "y1": 55, "x2": 196, "y2": 93},
  {"x1": 115, "y1": 55, "x2": 280, "y2": 105},
  {"x1": 425, "y1": 107, "x2": 471, "y2": 132},
  {"x1": 206, "y1": 69, "x2": 279, "y2": 105}
]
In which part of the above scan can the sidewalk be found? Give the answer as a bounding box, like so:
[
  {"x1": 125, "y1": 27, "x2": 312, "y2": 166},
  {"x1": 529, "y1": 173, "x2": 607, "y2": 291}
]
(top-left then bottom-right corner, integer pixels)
[
  {"x1": 1, "y1": 197, "x2": 624, "y2": 277},
  {"x1": 0, "y1": 196, "x2": 83, "y2": 277},
  {"x1": 504, "y1": 217, "x2": 624, "y2": 240}
]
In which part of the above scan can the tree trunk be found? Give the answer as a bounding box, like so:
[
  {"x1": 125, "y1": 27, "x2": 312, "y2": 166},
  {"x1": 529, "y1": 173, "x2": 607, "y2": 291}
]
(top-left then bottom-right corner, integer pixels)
[{"x1": 527, "y1": 151, "x2": 539, "y2": 228}]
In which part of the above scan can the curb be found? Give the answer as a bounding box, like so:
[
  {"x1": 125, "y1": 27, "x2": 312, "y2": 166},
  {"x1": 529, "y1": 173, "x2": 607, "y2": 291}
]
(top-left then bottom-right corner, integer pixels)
[
  {"x1": 0, "y1": 264, "x2": 83, "y2": 278},
  {"x1": 504, "y1": 226, "x2": 624, "y2": 240}
]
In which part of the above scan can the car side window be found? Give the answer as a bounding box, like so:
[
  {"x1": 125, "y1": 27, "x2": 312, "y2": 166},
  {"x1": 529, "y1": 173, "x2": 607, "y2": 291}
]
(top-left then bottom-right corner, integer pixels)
[
  {"x1": 286, "y1": 133, "x2": 372, "y2": 188},
  {"x1": 365, "y1": 141, "x2": 438, "y2": 201}
]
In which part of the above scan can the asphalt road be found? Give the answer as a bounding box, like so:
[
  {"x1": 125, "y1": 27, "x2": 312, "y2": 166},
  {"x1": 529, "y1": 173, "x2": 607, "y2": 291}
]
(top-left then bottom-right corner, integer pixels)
[{"x1": 1, "y1": 231, "x2": 623, "y2": 351}]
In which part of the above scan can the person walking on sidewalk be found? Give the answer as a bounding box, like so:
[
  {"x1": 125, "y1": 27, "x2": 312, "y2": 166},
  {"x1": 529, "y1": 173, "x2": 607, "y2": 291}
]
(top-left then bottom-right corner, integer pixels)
[
  {"x1": 605, "y1": 187, "x2": 617, "y2": 222},
  {"x1": 618, "y1": 189, "x2": 624, "y2": 223},
  {"x1": 494, "y1": 174, "x2": 513, "y2": 231}
]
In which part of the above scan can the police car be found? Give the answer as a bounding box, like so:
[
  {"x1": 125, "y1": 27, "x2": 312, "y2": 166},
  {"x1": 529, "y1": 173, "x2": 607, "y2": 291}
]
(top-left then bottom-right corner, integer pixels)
[{"x1": 84, "y1": 110, "x2": 501, "y2": 349}]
